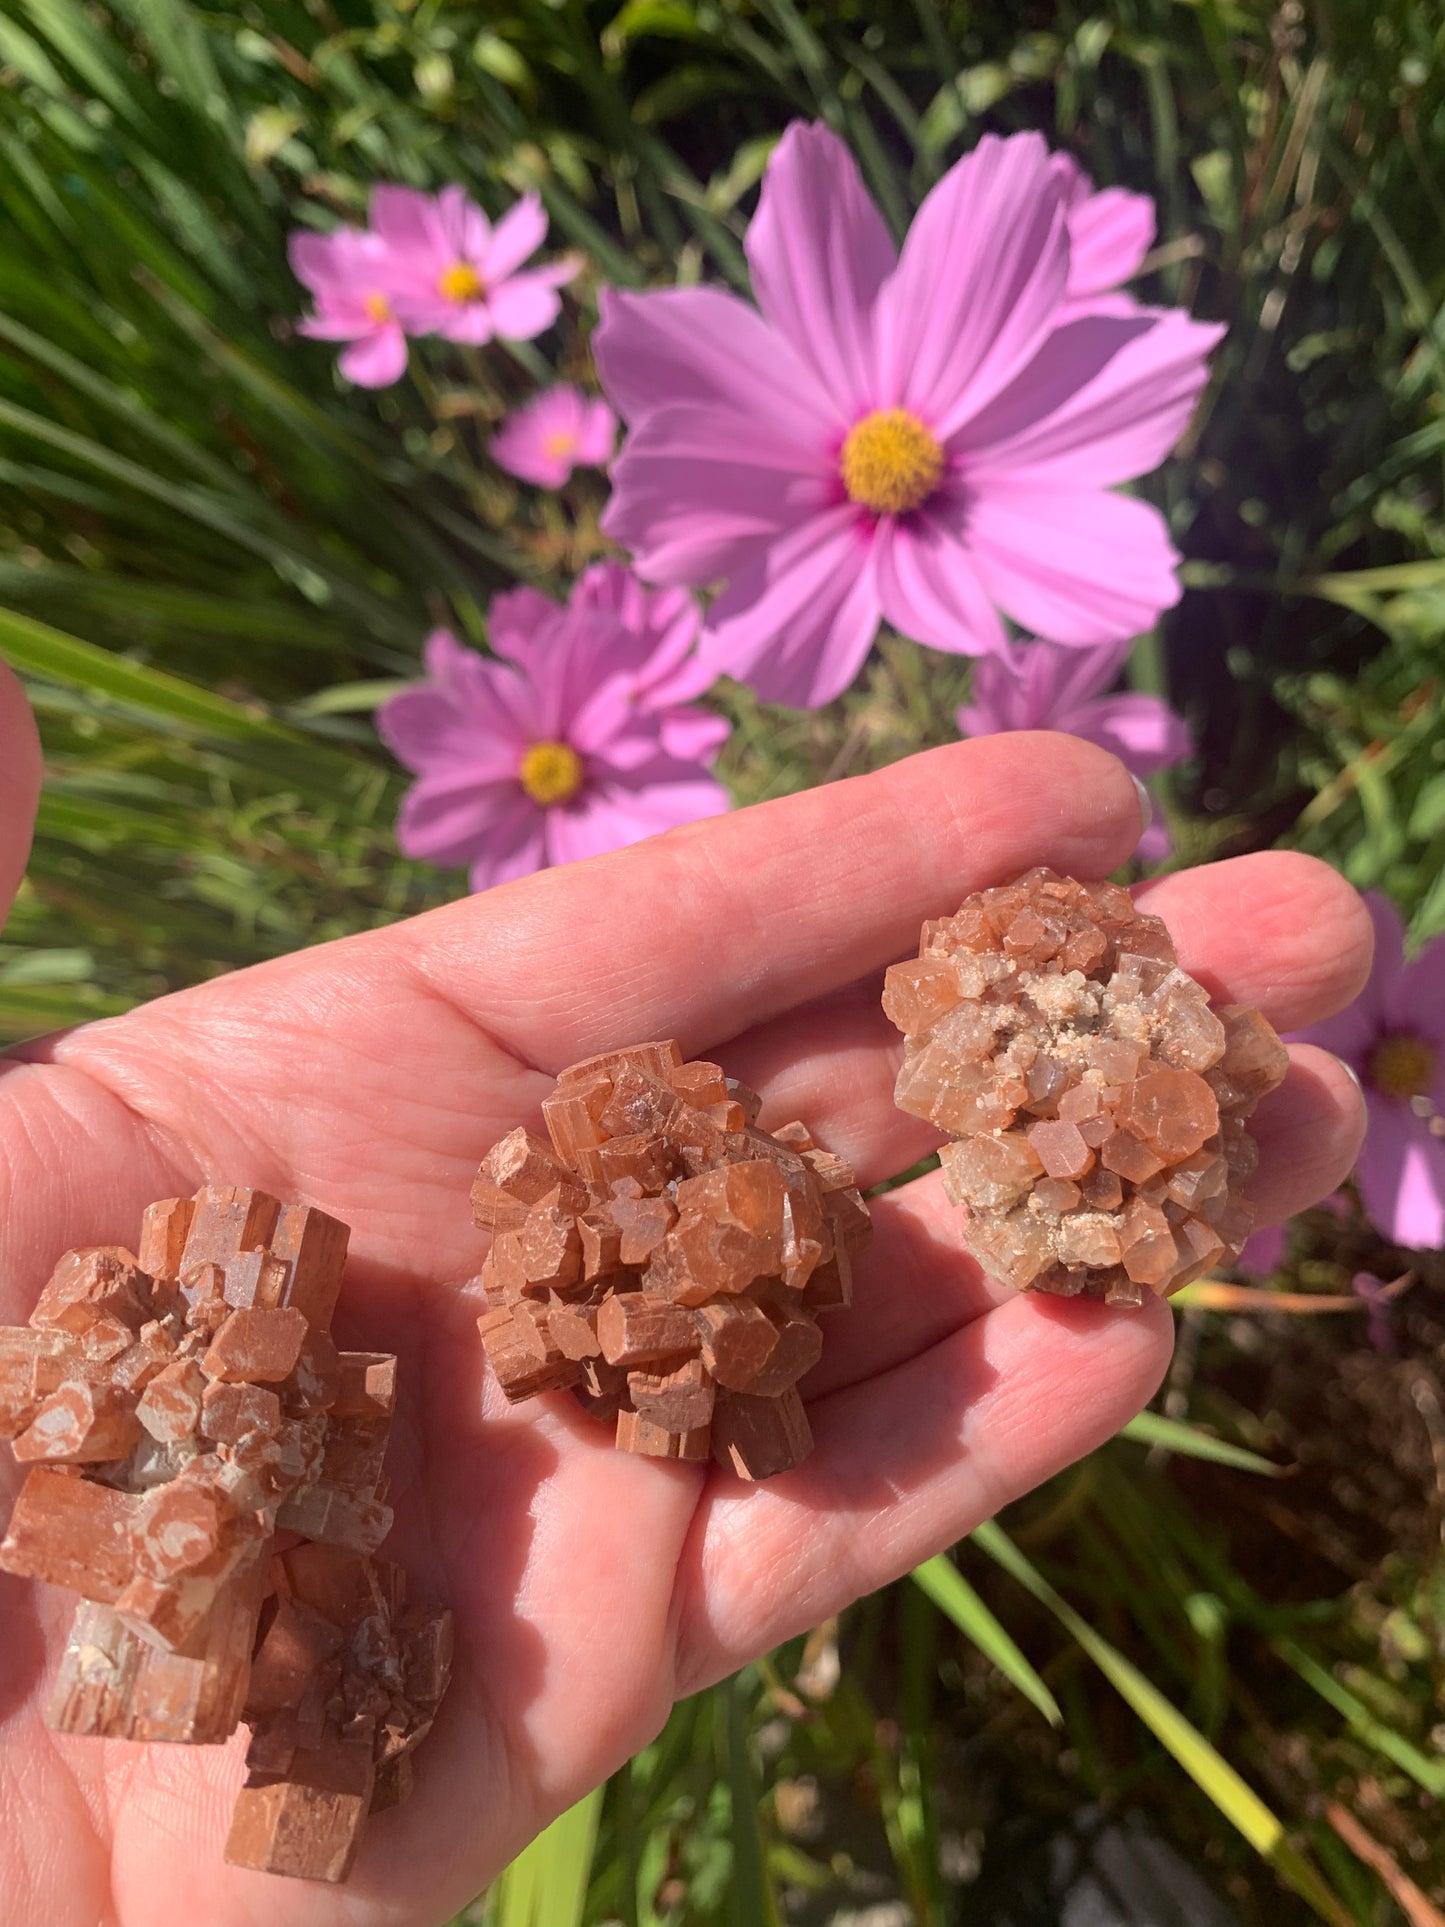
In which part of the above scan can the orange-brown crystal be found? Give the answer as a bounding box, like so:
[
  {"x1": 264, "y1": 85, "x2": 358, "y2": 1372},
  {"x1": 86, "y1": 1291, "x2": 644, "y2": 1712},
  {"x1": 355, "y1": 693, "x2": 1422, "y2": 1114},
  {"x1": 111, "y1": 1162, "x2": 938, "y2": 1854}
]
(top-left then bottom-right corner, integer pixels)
[
  {"x1": 883, "y1": 867, "x2": 1290, "y2": 1306},
  {"x1": 0, "y1": 1186, "x2": 452, "y2": 1884},
  {"x1": 469, "y1": 1041, "x2": 872, "y2": 1479}
]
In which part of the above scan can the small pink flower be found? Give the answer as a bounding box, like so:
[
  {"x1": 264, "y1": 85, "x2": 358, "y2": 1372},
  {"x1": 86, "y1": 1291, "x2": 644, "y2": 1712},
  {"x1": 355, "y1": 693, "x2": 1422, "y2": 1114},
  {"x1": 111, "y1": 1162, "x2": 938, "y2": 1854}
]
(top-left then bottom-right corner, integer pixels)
[
  {"x1": 492, "y1": 386, "x2": 617, "y2": 488},
  {"x1": 288, "y1": 227, "x2": 409, "y2": 388},
  {"x1": 597, "y1": 121, "x2": 1222, "y2": 708},
  {"x1": 370, "y1": 186, "x2": 574, "y2": 346},
  {"x1": 1294, "y1": 894, "x2": 1445, "y2": 1250},
  {"x1": 376, "y1": 565, "x2": 728, "y2": 891},
  {"x1": 956, "y1": 637, "x2": 1191, "y2": 861}
]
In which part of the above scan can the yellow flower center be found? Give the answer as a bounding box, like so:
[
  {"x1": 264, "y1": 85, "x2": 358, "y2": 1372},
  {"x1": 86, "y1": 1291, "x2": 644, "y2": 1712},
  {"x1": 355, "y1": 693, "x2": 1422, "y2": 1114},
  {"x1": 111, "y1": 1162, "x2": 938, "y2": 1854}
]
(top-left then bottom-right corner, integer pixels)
[
  {"x1": 839, "y1": 408, "x2": 944, "y2": 517},
  {"x1": 518, "y1": 740, "x2": 583, "y2": 807},
  {"x1": 363, "y1": 291, "x2": 393, "y2": 323},
  {"x1": 438, "y1": 261, "x2": 485, "y2": 304},
  {"x1": 1368, "y1": 1033, "x2": 1437, "y2": 1100},
  {"x1": 542, "y1": 430, "x2": 578, "y2": 460}
]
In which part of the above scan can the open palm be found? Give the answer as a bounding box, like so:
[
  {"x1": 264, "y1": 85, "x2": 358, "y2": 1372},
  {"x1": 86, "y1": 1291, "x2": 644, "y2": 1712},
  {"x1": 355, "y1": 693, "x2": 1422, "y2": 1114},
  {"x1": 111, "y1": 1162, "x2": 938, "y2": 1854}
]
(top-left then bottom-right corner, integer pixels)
[{"x1": 0, "y1": 664, "x2": 1371, "y2": 1927}]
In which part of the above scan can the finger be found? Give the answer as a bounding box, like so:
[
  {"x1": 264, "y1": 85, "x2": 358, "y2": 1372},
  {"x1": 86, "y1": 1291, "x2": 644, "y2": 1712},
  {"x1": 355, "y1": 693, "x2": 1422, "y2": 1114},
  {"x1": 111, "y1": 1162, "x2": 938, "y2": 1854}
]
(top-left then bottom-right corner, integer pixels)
[
  {"x1": 802, "y1": 1035, "x2": 1365, "y2": 1402},
  {"x1": 725, "y1": 848, "x2": 1377, "y2": 1188},
  {"x1": 1134, "y1": 850, "x2": 1373, "y2": 1031},
  {"x1": 0, "y1": 661, "x2": 41, "y2": 927},
  {"x1": 673, "y1": 1289, "x2": 1174, "y2": 1695},
  {"x1": 395, "y1": 733, "x2": 1145, "y2": 1068},
  {"x1": 1241, "y1": 1042, "x2": 1365, "y2": 1226}
]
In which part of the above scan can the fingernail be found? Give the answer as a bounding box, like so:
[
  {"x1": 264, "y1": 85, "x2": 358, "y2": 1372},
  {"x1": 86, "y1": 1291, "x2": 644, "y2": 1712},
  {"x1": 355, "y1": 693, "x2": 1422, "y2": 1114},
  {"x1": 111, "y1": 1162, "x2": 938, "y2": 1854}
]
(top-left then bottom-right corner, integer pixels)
[
  {"x1": 1130, "y1": 775, "x2": 1154, "y2": 837},
  {"x1": 1336, "y1": 1056, "x2": 1364, "y2": 1098}
]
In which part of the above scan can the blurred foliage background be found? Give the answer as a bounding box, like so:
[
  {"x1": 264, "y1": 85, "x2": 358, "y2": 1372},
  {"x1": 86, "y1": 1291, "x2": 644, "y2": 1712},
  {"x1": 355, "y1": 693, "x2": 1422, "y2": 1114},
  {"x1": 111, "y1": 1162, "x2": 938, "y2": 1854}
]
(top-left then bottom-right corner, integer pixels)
[{"x1": 0, "y1": 0, "x2": 1442, "y2": 1922}]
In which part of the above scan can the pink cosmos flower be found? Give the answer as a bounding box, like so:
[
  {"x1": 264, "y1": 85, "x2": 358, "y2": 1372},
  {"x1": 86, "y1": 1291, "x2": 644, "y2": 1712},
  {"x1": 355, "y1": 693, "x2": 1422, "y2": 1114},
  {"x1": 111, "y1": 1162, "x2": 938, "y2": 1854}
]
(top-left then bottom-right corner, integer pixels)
[
  {"x1": 370, "y1": 186, "x2": 573, "y2": 346},
  {"x1": 596, "y1": 121, "x2": 1222, "y2": 708},
  {"x1": 955, "y1": 637, "x2": 1191, "y2": 862},
  {"x1": 288, "y1": 227, "x2": 410, "y2": 388},
  {"x1": 492, "y1": 385, "x2": 617, "y2": 488},
  {"x1": 1295, "y1": 894, "x2": 1445, "y2": 1249},
  {"x1": 375, "y1": 566, "x2": 728, "y2": 891}
]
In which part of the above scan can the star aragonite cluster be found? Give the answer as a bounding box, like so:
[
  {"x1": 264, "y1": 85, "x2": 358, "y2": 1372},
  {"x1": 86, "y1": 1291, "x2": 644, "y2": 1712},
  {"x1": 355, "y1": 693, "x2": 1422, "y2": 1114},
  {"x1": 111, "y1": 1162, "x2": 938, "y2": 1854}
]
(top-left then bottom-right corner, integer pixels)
[
  {"x1": 0, "y1": 1186, "x2": 451, "y2": 1884},
  {"x1": 470, "y1": 1040, "x2": 871, "y2": 1479},
  {"x1": 883, "y1": 869, "x2": 1290, "y2": 1305}
]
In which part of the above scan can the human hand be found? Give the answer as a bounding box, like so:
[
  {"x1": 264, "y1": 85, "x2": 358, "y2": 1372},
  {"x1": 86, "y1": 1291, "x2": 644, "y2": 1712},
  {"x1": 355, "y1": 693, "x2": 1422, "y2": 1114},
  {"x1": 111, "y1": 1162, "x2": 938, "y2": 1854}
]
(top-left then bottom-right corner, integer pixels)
[{"x1": 0, "y1": 660, "x2": 1370, "y2": 1926}]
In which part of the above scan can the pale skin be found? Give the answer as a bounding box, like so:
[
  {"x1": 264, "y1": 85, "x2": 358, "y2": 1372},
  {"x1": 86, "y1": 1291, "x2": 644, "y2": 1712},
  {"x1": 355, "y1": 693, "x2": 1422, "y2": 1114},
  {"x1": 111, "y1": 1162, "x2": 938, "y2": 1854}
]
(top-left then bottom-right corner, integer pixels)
[{"x1": 0, "y1": 660, "x2": 1372, "y2": 1927}]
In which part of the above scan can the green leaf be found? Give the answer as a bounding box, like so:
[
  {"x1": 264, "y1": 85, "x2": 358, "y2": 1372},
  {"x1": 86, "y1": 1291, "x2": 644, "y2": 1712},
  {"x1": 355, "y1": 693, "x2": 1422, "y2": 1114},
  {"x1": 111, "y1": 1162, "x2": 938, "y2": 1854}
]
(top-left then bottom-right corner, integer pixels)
[
  {"x1": 470, "y1": 32, "x2": 532, "y2": 89},
  {"x1": 1409, "y1": 772, "x2": 1445, "y2": 840},
  {"x1": 608, "y1": 0, "x2": 699, "y2": 42},
  {"x1": 1118, "y1": 1411, "x2": 1283, "y2": 1476},
  {"x1": 910, "y1": 1556, "x2": 1062, "y2": 1727},
  {"x1": 0, "y1": 606, "x2": 305, "y2": 744},
  {"x1": 971, "y1": 1521, "x2": 1356, "y2": 1927},
  {"x1": 245, "y1": 107, "x2": 305, "y2": 168}
]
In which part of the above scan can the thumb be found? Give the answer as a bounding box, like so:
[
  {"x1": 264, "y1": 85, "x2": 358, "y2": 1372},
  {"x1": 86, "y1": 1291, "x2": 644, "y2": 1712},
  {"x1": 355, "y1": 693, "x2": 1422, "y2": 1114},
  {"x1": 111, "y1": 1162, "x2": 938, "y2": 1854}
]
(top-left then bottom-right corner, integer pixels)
[{"x1": 0, "y1": 659, "x2": 41, "y2": 930}]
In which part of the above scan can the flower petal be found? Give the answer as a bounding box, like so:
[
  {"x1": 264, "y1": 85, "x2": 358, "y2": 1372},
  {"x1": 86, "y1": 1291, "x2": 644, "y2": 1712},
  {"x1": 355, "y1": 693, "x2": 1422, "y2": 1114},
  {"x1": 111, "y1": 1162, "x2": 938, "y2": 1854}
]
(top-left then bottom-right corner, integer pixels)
[
  {"x1": 480, "y1": 192, "x2": 547, "y2": 280},
  {"x1": 433, "y1": 303, "x2": 499, "y2": 346},
  {"x1": 965, "y1": 484, "x2": 1182, "y2": 642},
  {"x1": 467, "y1": 799, "x2": 550, "y2": 892},
  {"x1": 1237, "y1": 1221, "x2": 1285, "y2": 1275},
  {"x1": 875, "y1": 131, "x2": 1070, "y2": 439},
  {"x1": 1134, "y1": 817, "x2": 1173, "y2": 865},
  {"x1": 959, "y1": 307, "x2": 1225, "y2": 488},
  {"x1": 433, "y1": 185, "x2": 482, "y2": 259},
  {"x1": 874, "y1": 500, "x2": 1008, "y2": 659},
  {"x1": 369, "y1": 185, "x2": 447, "y2": 261},
  {"x1": 576, "y1": 397, "x2": 618, "y2": 465},
  {"x1": 659, "y1": 708, "x2": 731, "y2": 764},
  {"x1": 1065, "y1": 691, "x2": 1193, "y2": 775},
  {"x1": 744, "y1": 120, "x2": 895, "y2": 419},
  {"x1": 601, "y1": 402, "x2": 832, "y2": 585},
  {"x1": 1387, "y1": 925, "x2": 1445, "y2": 1048},
  {"x1": 546, "y1": 771, "x2": 730, "y2": 867},
  {"x1": 485, "y1": 271, "x2": 564, "y2": 341},
  {"x1": 1356, "y1": 891, "x2": 1406, "y2": 1031},
  {"x1": 396, "y1": 770, "x2": 520, "y2": 869},
  {"x1": 594, "y1": 286, "x2": 837, "y2": 442},
  {"x1": 375, "y1": 680, "x2": 524, "y2": 779},
  {"x1": 1065, "y1": 185, "x2": 1156, "y2": 298},
  {"x1": 694, "y1": 507, "x2": 881, "y2": 707},
  {"x1": 337, "y1": 326, "x2": 409, "y2": 388},
  {"x1": 1355, "y1": 1098, "x2": 1445, "y2": 1250}
]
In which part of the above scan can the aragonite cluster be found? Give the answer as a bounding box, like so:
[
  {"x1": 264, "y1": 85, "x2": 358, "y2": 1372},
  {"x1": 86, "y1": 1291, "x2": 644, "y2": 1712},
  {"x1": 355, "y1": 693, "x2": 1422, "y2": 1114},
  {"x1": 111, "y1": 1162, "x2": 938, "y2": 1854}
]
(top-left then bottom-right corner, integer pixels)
[
  {"x1": 883, "y1": 868, "x2": 1290, "y2": 1305},
  {"x1": 471, "y1": 1040, "x2": 871, "y2": 1479},
  {"x1": 0, "y1": 1186, "x2": 451, "y2": 1883}
]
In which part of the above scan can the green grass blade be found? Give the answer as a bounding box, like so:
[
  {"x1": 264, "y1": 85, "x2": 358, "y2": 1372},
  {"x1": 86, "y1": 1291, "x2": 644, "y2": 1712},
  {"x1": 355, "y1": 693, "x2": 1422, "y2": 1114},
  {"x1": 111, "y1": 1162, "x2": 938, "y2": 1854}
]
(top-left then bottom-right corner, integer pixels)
[
  {"x1": 971, "y1": 1521, "x2": 1356, "y2": 1927},
  {"x1": 910, "y1": 1555, "x2": 1062, "y2": 1727},
  {"x1": 0, "y1": 606, "x2": 294, "y2": 739},
  {"x1": 1273, "y1": 1640, "x2": 1445, "y2": 1799},
  {"x1": 725, "y1": 1673, "x2": 780, "y2": 1927},
  {"x1": 1119, "y1": 1411, "x2": 1283, "y2": 1476},
  {"x1": 487, "y1": 1787, "x2": 603, "y2": 1927}
]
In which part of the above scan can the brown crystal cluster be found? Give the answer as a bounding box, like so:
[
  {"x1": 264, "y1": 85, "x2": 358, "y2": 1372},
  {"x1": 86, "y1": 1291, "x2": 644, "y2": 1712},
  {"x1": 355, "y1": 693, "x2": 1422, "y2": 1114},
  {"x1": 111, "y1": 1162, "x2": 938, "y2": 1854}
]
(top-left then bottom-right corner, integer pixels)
[
  {"x1": 0, "y1": 1186, "x2": 451, "y2": 1884},
  {"x1": 472, "y1": 1040, "x2": 871, "y2": 1479},
  {"x1": 883, "y1": 868, "x2": 1290, "y2": 1305}
]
